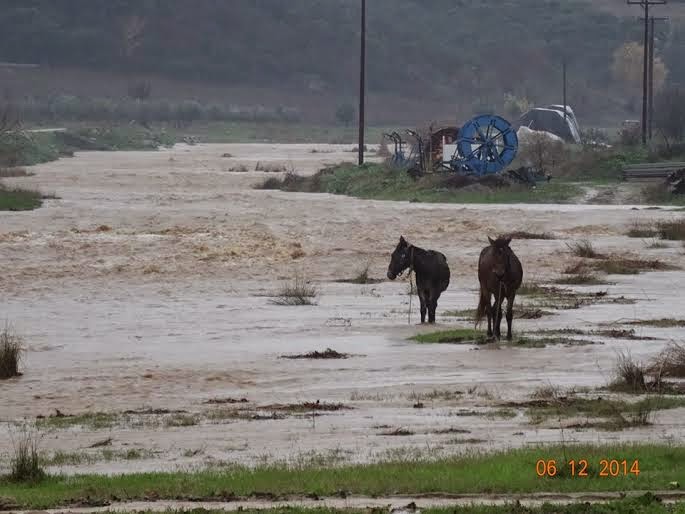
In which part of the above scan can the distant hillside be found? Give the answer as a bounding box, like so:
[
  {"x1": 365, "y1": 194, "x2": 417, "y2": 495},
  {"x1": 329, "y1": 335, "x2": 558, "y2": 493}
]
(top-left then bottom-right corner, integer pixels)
[{"x1": 0, "y1": 0, "x2": 683, "y2": 126}]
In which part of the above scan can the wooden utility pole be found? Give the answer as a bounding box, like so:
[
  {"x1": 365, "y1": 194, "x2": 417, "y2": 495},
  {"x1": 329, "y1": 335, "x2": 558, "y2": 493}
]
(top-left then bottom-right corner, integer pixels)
[
  {"x1": 563, "y1": 60, "x2": 567, "y2": 123},
  {"x1": 641, "y1": 16, "x2": 669, "y2": 139},
  {"x1": 649, "y1": 17, "x2": 655, "y2": 139},
  {"x1": 628, "y1": 0, "x2": 666, "y2": 145},
  {"x1": 358, "y1": 0, "x2": 366, "y2": 166}
]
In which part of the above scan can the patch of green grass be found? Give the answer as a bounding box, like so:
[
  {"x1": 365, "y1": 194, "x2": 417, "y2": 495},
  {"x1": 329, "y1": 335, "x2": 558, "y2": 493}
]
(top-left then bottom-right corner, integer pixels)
[
  {"x1": 627, "y1": 318, "x2": 685, "y2": 328},
  {"x1": 587, "y1": 147, "x2": 650, "y2": 181},
  {"x1": 507, "y1": 231, "x2": 556, "y2": 240},
  {"x1": 566, "y1": 239, "x2": 604, "y2": 258},
  {"x1": 0, "y1": 167, "x2": 32, "y2": 177},
  {"x1": 409, "y1": 389, "x2": 464, "y2": 401},
  {"x1": 411, "y1": 329, "x2": 594, "y2": 348},
  {"x1": 36, "y1": 412, "x2": 120, "y2": 430},
  {"x1": 514, "y1": 285, "x2": 629, "y2": 311},
  {"x1": 591, "y1": 257, "x2": 675, "y2": 275},
  {"x1": 43, "y1": 448, "x2": 154, "y2": 467},
  {"x1": 2, "y1": 445, "x2": 685, "y2": 508},
  {"x1": 443, "y1": 308, "x2": 477, "y2": 318},
  {"x1": 259, "y1": 163, "x2": 583, "y2": 204},
  {"x1": 627, "y1": 220, "x2": 685, "y2": 241},
  {"x1": 410, "y1": 328, "x2": 488, "y2": 344},
  {"x1": 626, "y1": 223, "x2": 659, "y2": 238},
  {"x1": 162, "y1": 121, "x2": 392, "y2": 144},
  {"x1": 443, "y1": 307, "x2": 553, "y2": 320},
  {"x1": 486, "y1": 408, "x2": 517, "y2": 419},
  {"x1": 69, "y1": 127, "x2": 175, "y2": 151},
  {"x1": 554, "y1": 273, "x2": 608, "y2": 285},
  {"x1": 657, "y1": 219, "x2": 685, "y2": 240},
  {"x1": 42, "y1": 450, "x2": 96, "y2": 467},
  {"x1": 524, "y1": 395, "x2": 685, "y2": 430},
  {"x1": 101, "y1": 448, "x2": 154, "y2": 461},
  {"x1": 164, "y1": 413, "x2": 199, "y2": 428},
  {"x1": 517, "y1": 282, "x2": 548, "y2": 295},
  {"x1": 0, "y1": 185, "x2": 43, "y2": 211}
]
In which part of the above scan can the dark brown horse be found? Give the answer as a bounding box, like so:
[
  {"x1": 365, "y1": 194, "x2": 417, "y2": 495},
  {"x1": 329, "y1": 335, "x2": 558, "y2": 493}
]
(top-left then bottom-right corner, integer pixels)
[
  {"x1": 475, "y1": 235, "x2": 523, "y2": 339},
  {"x1": 387, "y1": 236, "x2": 450, "y2": 324}
]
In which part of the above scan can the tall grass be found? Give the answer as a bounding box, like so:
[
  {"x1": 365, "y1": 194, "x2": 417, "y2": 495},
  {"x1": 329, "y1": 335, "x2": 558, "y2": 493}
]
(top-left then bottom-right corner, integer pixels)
[
  {"x1": 611, "y1": 350, "x2": 647, "y2": 393},
  {"x1": 271, "y1": 276, "x2": 318, "y2": 306},
  {"x1": 9, "y1": 426, "x2": 45, "y2": 482},
  {"x1": 566, "y1": 239, "x2": 604, "y2": 258},
  {"x1": 0, "y1": 324, "x2": 24, "y2": 379}
]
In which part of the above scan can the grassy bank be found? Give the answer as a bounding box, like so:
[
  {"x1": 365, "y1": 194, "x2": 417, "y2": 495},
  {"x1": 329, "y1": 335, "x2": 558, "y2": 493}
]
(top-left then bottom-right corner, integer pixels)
[
  {"x1": 1, "y1": 444, "x2": 683, "y2": 508},
  {"x1": 91, "y1": 498, "x2": 685, "y2": 514},
  {"x1": 259, "y1": 163, "x2": 583, "y2": 204},
  {"x1": 49, "y1": 493, "x2": 685, "y2": 514},
  {"x1": 47, "y1": 121, "x2": 393, "y2": 145},
  {"x1": 163, "y1": 121, "x2": 392, "y2": 144},
  {"x1": 0, "y1": 126, "x2": 176, "y2": 168},
  {"x1": 0, "y1": 185, "x2": 43, "y2": 211}
]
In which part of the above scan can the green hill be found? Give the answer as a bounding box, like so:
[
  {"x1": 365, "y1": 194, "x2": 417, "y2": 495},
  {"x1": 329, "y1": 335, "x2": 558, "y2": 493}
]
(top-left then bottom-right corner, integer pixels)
[{"x1": 0, "y1": 0, "x2": 681, "y2": 125}]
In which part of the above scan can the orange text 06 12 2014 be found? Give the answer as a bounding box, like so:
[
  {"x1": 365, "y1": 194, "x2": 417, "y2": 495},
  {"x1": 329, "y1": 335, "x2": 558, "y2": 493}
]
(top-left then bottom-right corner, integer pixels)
[{"x1": 535, "y1": 459, "x2": 640, "y2": 478}]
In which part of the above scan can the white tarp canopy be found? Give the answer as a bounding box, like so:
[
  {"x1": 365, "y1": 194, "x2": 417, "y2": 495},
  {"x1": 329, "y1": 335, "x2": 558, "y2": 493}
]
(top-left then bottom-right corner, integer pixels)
[
  {"x1": 516, "y1": 125, "x2": 564, "y2": 145},
  {"x1": 517, "y1": 105, "x2": 581, "y2": 144}
]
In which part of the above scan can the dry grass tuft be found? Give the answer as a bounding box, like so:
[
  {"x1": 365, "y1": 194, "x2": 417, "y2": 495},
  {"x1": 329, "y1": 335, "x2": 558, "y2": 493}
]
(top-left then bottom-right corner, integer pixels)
[
  {"x1": 566, "y1": 239, "x2": 604, "y2": 259},
  {"x1": 271, "y1": 276, "x2": 318, "y2": 306},
  {"x1": 9, "y1": 426, "x2": 45, "y2": 482},
  {"x1": 0, "y1": 324, "x2": 24, "y2": 379},
  {"x1": 507, "y1": 231, "x2": 556, "y2": 240},
  {"x1": 626, "y1": 222, "x2": 658, "y2": 238},
  {"x1": 657, "y1": 219, "x2": 685, "y2": 241},
  {"x1": 0, "y1": 167, "x2": 32, "y2": 178},
  {"x1": 610, "y1": 350, "x2": 647, "y2": 394},
  {"x1": 650, "y1": 343, "x2": 685, "y2": 378},
  {"x1": 591, "y1": 256, "x2": 674, "y2": 275},
  {"x1": 554, "y1": 272, "x2": 607, "y2": 285},
  {"x1": 280, "y1": 348, "x2": 350, "y2": 360},
  {"x1": 255, "y1": 162, "x2": 288, "y2": 173}
]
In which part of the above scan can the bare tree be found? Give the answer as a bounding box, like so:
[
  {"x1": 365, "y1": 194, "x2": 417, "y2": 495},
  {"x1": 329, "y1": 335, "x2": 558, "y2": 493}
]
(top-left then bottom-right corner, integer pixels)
[
  {"x1": 121, "y1": 15, "x2": 147, "y2": 59},
  {"x1": 654, "y1": 85, "x2": 685, "y2": 149},
  {"x1": 0, "y1": 102, "x2": 25, "y2": 167},
  {"x1": 520, "y1": 132, "x2": 565, "y2": 174}
]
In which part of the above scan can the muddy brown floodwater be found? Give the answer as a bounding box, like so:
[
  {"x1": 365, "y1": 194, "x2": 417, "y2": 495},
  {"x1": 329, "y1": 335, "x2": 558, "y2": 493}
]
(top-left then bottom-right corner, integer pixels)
[{"x1": 1, "y1": 143, "x2": 685, "y2": 475}]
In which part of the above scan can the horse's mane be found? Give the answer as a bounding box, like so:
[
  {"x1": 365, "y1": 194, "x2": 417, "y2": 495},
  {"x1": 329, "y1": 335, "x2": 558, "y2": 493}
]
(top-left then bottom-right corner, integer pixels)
[{"x1": 491, "y1": 236, "x2": 511, "y2": 248}]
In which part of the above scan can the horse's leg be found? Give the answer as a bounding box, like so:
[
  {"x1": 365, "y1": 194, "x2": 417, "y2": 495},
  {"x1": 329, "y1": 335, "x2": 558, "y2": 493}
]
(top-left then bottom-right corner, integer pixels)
[
  {"x1": 428, "y1": 290, "x2": 438, "y2": 324},
  {"x1": 484, "y1": 291, "x2": 493, "y2": 337},
  {"x1": 494, "y1": 290, "x2": 503, "y2": 339},
  {"x1": 506, "y1": 293, "x2": 515, "y2": 340},
  {"x1": 414, "y1": 277, "x2": 426, "y2": 324}
]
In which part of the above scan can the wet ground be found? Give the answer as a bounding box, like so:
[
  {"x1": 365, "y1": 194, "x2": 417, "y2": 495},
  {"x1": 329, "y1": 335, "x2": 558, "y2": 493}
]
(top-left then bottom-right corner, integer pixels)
[{"x1": 1, "y1": 144, "x2": 684, "y2": 475}]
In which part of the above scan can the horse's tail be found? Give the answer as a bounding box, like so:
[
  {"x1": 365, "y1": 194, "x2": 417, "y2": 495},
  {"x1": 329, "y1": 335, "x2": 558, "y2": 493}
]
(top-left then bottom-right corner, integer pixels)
[{"x1": 475, "y1": 287, "x2": 487, "y2": 328}]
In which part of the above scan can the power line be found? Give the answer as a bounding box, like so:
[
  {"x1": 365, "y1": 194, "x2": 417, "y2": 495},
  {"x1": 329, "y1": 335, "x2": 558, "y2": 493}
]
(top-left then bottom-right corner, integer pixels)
[{"x1": 628, "y1": 0, "x2": 667, "y2": 145}]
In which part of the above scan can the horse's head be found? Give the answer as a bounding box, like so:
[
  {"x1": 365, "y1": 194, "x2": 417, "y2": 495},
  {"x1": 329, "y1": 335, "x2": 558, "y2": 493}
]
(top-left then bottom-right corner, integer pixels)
[
  {"x1": 487, "y1": 235, "x2": 512, "y2": 280},
  {"x1": 387, "y1": 236, "x2": 412, "y2": 280}
]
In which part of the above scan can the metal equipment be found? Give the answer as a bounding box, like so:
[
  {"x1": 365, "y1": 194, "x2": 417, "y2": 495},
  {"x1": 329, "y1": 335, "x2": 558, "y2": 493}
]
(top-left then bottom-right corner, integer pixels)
[{"x1": 389, "y1": 114, "x2": 518, "y2": 178}]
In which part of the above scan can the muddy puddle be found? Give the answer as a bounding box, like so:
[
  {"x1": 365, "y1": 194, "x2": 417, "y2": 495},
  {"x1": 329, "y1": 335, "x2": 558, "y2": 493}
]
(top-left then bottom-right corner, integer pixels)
[{"x1": 1, "y1": 143, "x2": 685, "y2": 475}]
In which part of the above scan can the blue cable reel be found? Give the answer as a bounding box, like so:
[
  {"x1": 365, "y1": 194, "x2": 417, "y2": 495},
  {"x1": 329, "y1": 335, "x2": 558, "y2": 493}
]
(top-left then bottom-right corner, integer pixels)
[{"x1": 450, "y1": 114, "x2": 518, "y2": 176}]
